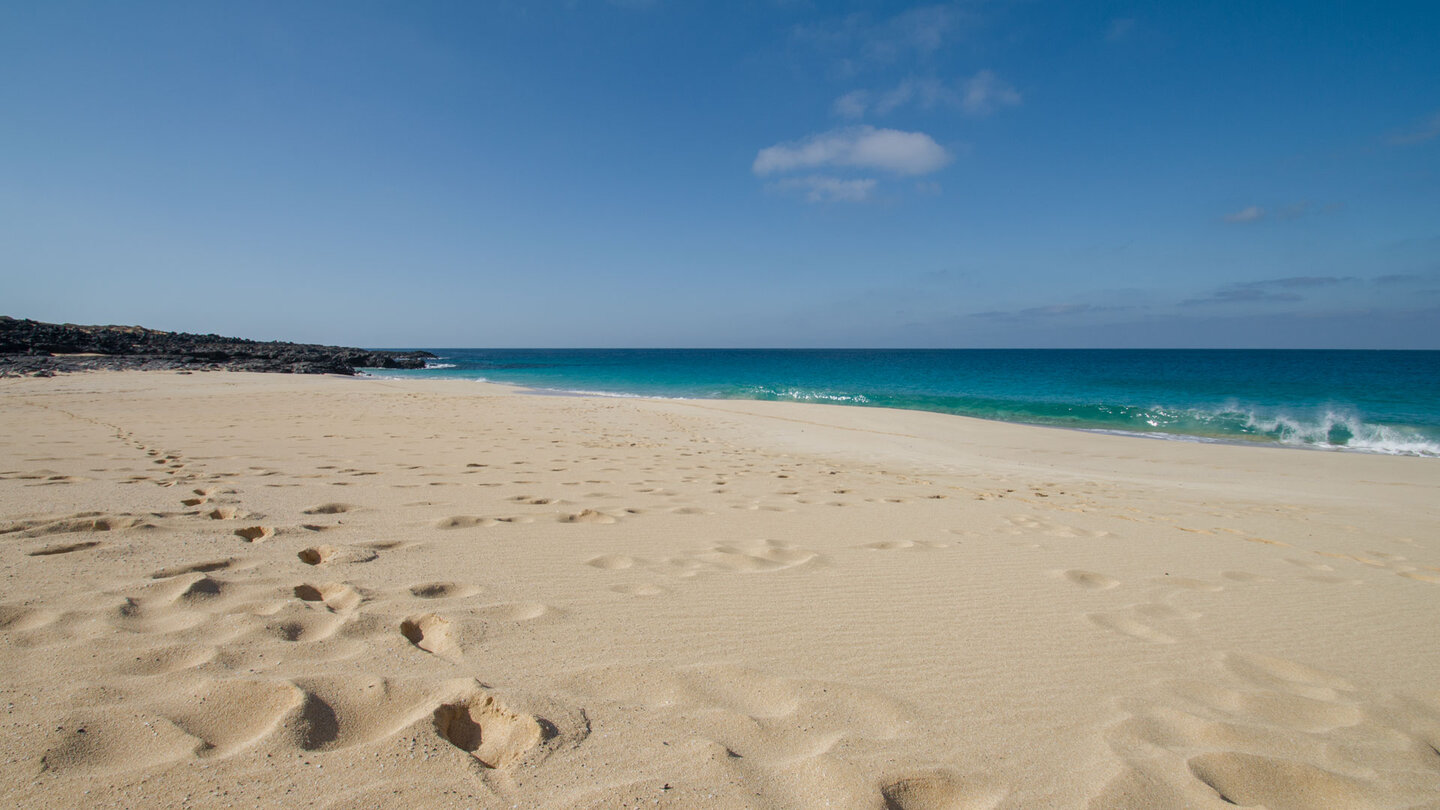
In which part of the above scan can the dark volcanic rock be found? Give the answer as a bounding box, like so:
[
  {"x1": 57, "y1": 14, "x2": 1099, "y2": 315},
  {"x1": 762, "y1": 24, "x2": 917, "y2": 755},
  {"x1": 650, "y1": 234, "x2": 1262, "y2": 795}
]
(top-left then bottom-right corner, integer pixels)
[{"x1": 0, "y1": 316, "x2": 435, "y2": 377}]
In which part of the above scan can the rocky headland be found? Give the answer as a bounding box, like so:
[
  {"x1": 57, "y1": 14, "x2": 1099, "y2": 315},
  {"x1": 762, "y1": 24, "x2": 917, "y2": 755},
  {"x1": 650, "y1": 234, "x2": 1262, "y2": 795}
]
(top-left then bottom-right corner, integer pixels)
[{"x1": 0, "y1": 316, "x2": 434, "y2": 377}]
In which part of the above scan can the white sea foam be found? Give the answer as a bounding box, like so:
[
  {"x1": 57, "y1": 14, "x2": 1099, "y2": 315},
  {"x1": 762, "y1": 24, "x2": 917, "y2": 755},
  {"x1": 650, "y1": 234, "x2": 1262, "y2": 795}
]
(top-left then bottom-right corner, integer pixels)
[
  {"x1": 1079, "y1": 428, "x2": 1230, "y2": 445},
  {"x1": 747, "y1": 386, "x2": 871, "y2": 404},
  {"x1": 518, "y1": 387, "x2": 651, "y2": 399},
  {"x1": 1064, "y1": 404, "x2": 1440, "y2": 457},
  {"x1": 1234, "y1": 408, "x2": 1440, "y2": 456},
  {"x1": 424, "y1": 361, "x2": 457, "y2": 369}
]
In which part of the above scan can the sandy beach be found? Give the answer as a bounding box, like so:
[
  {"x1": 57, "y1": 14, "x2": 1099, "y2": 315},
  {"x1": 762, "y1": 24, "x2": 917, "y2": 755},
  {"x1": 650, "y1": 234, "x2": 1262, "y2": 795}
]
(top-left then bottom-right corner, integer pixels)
[{"x1": 2, "y1": 370, "x2": 1438, "y2": 809}]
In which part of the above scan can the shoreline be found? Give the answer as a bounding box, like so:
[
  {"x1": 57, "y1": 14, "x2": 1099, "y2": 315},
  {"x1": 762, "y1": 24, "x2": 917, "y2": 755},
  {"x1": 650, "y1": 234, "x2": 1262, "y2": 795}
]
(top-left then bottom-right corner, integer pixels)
[
  {"x1": 361, "y1": 369, "x2": 1439, "y2": 459},
  {"x1": 2, "y1": 371, "x2": 1437, "y2": 808}
]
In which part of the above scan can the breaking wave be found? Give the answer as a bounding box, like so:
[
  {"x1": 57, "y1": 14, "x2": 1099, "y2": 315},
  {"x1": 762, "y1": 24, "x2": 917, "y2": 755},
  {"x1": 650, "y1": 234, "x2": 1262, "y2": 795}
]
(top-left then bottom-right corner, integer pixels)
[{"x1": 716, "y1": 388, "x2": 1440, "y2": 457}]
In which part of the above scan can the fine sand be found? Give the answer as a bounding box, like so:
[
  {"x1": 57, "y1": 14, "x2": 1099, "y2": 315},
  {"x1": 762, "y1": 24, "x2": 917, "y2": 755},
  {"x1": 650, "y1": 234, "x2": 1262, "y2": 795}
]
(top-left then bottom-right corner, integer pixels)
[{"x1": 2, "y1": 371, "x2": 1438, "y2": 809}]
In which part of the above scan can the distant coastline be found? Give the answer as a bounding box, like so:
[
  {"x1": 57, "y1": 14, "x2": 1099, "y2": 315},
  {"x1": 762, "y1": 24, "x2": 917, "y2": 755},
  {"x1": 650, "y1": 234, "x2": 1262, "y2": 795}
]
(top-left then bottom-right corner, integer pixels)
[{"x1": 0, "y1": 316, "x2": 433, "y2": 377}]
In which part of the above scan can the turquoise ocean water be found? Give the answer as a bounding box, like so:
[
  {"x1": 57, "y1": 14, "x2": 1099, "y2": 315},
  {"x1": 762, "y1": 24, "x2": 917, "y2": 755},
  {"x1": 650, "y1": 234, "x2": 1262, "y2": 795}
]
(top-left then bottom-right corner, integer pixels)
[{"x1": 366, "y1": 349, "x2": 1440, "y2": 457}]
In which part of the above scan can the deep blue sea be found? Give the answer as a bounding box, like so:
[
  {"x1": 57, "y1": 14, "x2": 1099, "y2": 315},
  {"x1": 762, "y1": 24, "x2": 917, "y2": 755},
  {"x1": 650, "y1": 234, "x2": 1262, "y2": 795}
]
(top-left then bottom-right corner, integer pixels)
[{"x1": 365, "y1": 349, "x2": 1440, "y2": 457}]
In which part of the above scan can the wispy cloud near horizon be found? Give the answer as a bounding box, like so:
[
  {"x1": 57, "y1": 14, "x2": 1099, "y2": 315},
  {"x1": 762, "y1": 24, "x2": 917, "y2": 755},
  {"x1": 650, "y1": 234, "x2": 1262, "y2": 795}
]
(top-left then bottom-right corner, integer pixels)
[
  {"x1": 1180, "y1": 276, "x2": 1352, "y2": 307},
  {"x1": 971, "y1": 302, "x2": 1138, "y2": 321}
]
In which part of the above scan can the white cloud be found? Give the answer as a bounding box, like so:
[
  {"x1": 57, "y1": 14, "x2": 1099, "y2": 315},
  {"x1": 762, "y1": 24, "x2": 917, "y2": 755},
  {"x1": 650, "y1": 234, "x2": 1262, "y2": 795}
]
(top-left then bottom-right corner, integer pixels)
[
  {"x1": 797, "y1": 5, "x2": 959, "y2": 64},
  {"x1": 753, "y1": 125, "x2": 952, "y2": 176},
  {"x1": 832, "y1": 90, "x2": 871, "y2": 119},
  {"x1": 870, "y1": 82, "x2": 914, "y2": 116},
  {"x1": 1223, "y1": 205, "x2": 1266, "y2": 223},
  {"x1": 1222, "y1": 202, "x2": 1333, "y2": 224},
  {"x1": 869, "y1": 5, "x2": 956, "y2": 60},
  {"x1": 961, "y1": 70, "x2": 1021, "y2": 116},
  {"x1": 1276, "y1": 201, "x2": 1312, "y2": 220},
  {"x1": 833, "y1": 71, "x2": 1021, "y2": 119},
  {"x1": 1388, "y1": 111, "x2": 1440, "y2": 145},
  {"x1": 770, "y1": 175, "x2": 878, "y2": 203}
]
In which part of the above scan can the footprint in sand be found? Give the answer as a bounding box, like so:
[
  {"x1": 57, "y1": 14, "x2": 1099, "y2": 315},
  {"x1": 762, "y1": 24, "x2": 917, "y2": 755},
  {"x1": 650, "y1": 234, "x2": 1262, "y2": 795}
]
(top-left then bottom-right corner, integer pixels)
[
  {"x1": 29, "y1": 474, "x2": 91, "y2": 486},
  {"x1": 298, "y1": 546, "x2": 337, "y2": 565},
  {"x1": 435, "y1": 515, "x2": 497, "y2": 529},
  {"x1": 1167, "y1": 679, "x2": 1362, "y2": 733},
  {"x1": 284, "y1": 676, "x2": 438, "y2": 752},
  {"x1": 39, "y1": 711, "x2": 200, "y2": 775},
  {"x1": 433, "y1": 693, "x2": 543, "y2": 769},
  {"x1": 687, "y1": 539, "x2": 820, "y2": 573},
  {"x1": 1224, "y1": 651, "x2": 1354, "y2": 699},
  {"x1": 176, "y1": 575, "x2": 237, "y2": 604},
  {"x1": 863, "y1": 539, "x2": 951, "y2": 551},
  {"x1": 880, "y1": 770, "x2": 1007, "y2": 810},
  {"x1": 108, "y1": 596, "x2": 208, "y2": 635},
  {"x1": 400, "y1": 613, "x2": 458, "y2": 657},
  {"x1": 561, "y1": 509, "x2": 616, "y2": 524},
  {"x1": 303, "y1": 503, "x2": 356, "y2": 515},
  {"x1": 294, "y1": 582, "x2": 362, "y2": 613},
  {"x1": 1096, "y1": 659, "x2": 1434, "y2": 810},
  {"x1": 1188, "y1": 752, "x2": 1374, "y2": 810},
  {"x1": 234, "y1": 525, "x2": 274, "y2": 542},
  {"x1": 1100, "y1": 651, "x2": 1377, "y2": 802},
  {"x1": 1088, "y1": 612, "x2": 1176, "y2": 644},
  {"x1": 162, "y1": 679, "x2": 305, "y2": 759},
  {"x1": 1062, "y1": 570, "x2": 1120, "y2": 590},
  {"x1": 297, "y1": 545, "x2": 379, "y2": 566},
  {"x1": 586, "y1": 554, "x2": 635, "y2": 570},
  {"x1": 409, "y1": 582, "x2": 481, "y2": 599},
  {"x1": 265, "y1": 605, "x2": 345, "y2": 643}
]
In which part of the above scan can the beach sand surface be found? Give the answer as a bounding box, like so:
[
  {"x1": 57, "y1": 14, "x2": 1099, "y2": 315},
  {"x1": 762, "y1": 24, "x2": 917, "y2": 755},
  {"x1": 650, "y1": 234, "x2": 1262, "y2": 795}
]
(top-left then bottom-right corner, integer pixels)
[{"x1": 2, "y1": 372, "x2": 1438, "y2": 808}]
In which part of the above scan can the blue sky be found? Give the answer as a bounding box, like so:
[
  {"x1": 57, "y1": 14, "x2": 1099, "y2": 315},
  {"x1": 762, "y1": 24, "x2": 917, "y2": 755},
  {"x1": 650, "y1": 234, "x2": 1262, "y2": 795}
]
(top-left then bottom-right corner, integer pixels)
[{"x1": 2, "y1": 1, "x2": 1437, "y2": 348}]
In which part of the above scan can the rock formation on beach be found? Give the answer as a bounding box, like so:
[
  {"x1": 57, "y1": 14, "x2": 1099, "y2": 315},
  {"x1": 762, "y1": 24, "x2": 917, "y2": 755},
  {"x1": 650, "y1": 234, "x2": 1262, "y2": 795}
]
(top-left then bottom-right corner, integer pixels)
[{"x1": 0, "y1": 316, "x2": 434, "y2": 377}]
